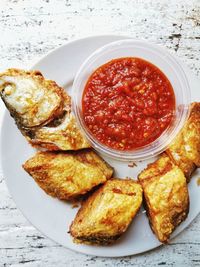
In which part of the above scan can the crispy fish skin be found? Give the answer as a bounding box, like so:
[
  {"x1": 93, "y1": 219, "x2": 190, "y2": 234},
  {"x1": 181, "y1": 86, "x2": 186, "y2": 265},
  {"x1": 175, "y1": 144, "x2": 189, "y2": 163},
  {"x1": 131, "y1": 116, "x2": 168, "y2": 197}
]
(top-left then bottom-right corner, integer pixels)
[
  {"x1": 166, "y1": 102, "x2": 200, "y2": 181},
  {"x1": 70, "y1": 178, "x2": 143, "y2": 245},
  {"x1": 23, "y1": 150, "x2": 113, "y2": 200},
  {"x1": 0, "y1": 68, "x2": 90, "y2": 150},
  {"x1": 138, "y1": 153, "x2": 189, "y2": 243},
  {"x1": 0, "y1": 69, "x2": 68, "y2": 128}
]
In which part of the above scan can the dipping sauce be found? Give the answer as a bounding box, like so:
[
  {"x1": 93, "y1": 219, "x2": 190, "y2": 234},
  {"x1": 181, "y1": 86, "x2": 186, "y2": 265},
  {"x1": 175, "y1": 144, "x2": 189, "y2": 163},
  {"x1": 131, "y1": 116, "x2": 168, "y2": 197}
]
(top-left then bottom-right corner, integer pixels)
[{"x1": 82, "y1": 57, "x2": 175, "y2": 151}]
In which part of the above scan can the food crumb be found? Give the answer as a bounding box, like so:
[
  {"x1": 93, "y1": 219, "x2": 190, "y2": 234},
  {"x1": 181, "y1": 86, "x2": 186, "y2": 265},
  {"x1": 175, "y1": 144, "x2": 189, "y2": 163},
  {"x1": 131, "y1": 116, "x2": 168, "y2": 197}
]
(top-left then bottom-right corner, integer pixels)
[
  {"x1": 70, "y1": 200, "x2": 80, "y2": 208},
  {"x1": 197, "y1": 177, "x2": 200, "y2": 186},
  {"x1": 128, "y1": 162, "x2": 137, "y2": 168},
  {"x1": 72, "y1": 203, "x2": 79, "y2": 208}
]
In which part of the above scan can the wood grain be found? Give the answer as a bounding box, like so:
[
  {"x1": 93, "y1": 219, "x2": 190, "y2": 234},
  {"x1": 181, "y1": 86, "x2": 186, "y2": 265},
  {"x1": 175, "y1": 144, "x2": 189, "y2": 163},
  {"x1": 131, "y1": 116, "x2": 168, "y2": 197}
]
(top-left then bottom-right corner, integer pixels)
[{"x1": 0, "y1": 0, "x2": 200, "y2": 266}]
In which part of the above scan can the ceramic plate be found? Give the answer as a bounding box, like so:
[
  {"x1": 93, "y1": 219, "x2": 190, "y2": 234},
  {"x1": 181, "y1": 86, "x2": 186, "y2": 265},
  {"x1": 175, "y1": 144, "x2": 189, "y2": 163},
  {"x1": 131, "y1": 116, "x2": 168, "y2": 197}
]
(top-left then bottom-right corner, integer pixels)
[{"x1": 1, "y1": 35, "x2": 200, "y2": 257}]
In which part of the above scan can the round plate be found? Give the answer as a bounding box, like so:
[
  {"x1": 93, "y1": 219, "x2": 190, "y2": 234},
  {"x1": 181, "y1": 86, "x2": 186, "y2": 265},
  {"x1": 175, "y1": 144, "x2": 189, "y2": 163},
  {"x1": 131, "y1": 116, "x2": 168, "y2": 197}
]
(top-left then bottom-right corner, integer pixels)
[{"x1": 1, "y1": 35, "x2": 200, "y2": 257}]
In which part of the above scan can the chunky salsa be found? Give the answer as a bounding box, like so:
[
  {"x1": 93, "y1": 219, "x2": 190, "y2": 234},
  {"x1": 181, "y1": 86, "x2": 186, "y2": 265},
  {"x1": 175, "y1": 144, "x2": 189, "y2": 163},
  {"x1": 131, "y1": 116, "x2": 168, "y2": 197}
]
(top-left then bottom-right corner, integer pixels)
[{"x1": 82, "y1": 57, "x2": 175, "y2": 151}]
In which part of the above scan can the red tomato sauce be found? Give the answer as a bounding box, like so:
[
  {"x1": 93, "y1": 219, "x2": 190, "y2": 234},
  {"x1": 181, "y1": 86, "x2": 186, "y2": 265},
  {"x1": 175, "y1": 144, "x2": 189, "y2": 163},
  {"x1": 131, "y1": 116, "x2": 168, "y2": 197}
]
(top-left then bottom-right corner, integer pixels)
[{"x1": 82, "y1": 57, "x2": 175, "y2": 151}]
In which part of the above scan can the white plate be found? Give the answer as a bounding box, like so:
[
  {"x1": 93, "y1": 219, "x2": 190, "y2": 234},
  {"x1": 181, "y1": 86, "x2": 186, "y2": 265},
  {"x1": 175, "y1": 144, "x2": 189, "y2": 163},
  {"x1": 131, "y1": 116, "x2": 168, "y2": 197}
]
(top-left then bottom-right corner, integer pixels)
[{"x1": 1, "y1": 35, "x2": 200, "y2": 257}]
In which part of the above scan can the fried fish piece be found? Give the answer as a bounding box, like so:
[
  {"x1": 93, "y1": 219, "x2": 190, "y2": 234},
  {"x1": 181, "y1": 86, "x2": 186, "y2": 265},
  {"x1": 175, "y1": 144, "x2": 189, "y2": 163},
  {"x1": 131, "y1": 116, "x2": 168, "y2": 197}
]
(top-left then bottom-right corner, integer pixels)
[
  {"x1": 23, "y1": 150, "x2": 113, "y2": 200},
  {"x1": 0, "y1": 68, "x2": 90, "y2": 150},
  {"x1": 70, "y1": 178, "x2": 143, "y2": 245},
  {"x1": 26, "y1": 113, "x2": 89, "y2": 151},
  {"x1": 0, "y1": 69, "x2": 67, "y2": 128},
  {"x1": 166, "y1": 102, "x2": 200, "y2": 181},
  {"x1": 138, "y1": 153, "x2": 189, "y2": 243}
]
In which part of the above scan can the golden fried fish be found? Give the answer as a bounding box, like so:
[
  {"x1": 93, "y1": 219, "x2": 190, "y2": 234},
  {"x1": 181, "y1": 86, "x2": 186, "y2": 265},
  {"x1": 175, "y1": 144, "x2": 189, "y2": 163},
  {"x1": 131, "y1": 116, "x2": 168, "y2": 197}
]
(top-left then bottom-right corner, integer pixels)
[
  {"x1": 28, "y1": 113, "x2": 89, "y2": 151},
  {"x1": 0, "y1": 69, "x2": 67, "y2": 128},
  {"x1": 23, "y1": 150, "x2": 113, "y2": 200},
  {"x1": 138, "y1": 153, "x2": 189, "y2": 243},
  {"x1": 70, "y1": 178, "x2": 143, "y2": 245},
  {"x1": 166, "y1": 102, "x2": 200, "y2": 181},
  {"x1": 0, "y1": 68, "x2": 90, "y2": 150}
]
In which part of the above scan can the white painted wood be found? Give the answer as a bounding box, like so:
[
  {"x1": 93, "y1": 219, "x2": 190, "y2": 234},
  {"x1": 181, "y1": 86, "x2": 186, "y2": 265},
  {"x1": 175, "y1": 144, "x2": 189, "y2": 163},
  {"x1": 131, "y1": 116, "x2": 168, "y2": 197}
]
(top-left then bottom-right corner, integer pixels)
[{"x1": 0, "y1": 0, "x2": 200, "y2": 266}]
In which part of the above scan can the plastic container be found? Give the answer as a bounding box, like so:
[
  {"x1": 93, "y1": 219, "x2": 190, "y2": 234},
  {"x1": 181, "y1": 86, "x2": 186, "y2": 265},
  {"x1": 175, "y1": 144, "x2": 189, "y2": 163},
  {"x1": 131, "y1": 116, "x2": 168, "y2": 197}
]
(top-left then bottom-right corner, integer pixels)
[{"x1": 72, "y1": 39, "x2": 191, "y2": 161}]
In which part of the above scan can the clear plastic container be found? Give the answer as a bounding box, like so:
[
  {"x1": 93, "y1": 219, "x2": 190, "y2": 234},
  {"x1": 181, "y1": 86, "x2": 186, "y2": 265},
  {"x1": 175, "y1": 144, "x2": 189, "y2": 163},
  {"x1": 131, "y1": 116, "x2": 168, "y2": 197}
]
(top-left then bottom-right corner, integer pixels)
[{"x1": 72, "y1": 39, "x2": 191, "y2": 161}]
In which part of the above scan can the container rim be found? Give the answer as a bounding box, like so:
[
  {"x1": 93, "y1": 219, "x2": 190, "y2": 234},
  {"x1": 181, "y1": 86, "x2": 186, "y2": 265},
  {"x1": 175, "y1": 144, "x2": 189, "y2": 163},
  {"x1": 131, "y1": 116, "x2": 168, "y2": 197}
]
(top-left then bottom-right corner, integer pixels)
[{"x1": 72, "y1": 39, "x2": 191, "y2": 161}]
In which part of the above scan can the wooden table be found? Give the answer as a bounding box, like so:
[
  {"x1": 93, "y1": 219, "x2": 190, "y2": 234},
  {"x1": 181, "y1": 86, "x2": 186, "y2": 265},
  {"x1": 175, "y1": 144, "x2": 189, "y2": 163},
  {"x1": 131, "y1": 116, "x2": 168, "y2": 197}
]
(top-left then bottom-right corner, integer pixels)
[{"x1": 0, "y1": 0, "x2": 200, "y2": 266}]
